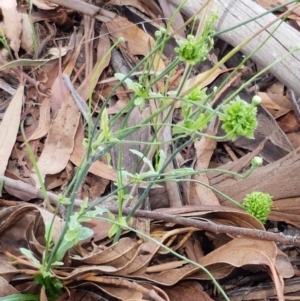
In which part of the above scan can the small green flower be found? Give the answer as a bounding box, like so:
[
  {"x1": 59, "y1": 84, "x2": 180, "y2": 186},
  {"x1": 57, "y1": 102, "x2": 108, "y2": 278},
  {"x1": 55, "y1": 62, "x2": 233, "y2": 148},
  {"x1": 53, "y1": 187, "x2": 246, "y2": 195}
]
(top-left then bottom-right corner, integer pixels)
[
  {"x1": 219, "y1": 96, "x2": 258, "y2": 141},
  {"x1": 175, "y1": 35, "x2": 212, "y2": 65},
  {"x1": 243, "y1": 192, "x2": 273, "y2": 224}
]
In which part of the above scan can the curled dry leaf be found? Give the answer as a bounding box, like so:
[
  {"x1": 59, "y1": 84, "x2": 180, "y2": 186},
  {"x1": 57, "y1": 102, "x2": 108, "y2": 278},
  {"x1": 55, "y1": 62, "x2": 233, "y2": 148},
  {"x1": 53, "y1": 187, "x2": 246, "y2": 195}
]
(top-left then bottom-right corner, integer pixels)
[
  {"x1": 270, "y1": 197, "x2": 300, "y2": 227},
  {"x1": 76, "y1": 280, "x2": 166, "y2": 301},
  {"x1": 71, "y1": 237, "x2": 140, "y2": 266}
]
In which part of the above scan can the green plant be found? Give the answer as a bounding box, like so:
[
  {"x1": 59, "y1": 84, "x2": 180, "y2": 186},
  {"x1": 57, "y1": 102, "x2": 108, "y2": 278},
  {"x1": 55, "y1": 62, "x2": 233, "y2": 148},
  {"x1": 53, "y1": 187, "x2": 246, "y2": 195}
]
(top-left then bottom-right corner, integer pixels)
[{"x1": 15, "y1": 0, "x2": 300, "y2": 300}]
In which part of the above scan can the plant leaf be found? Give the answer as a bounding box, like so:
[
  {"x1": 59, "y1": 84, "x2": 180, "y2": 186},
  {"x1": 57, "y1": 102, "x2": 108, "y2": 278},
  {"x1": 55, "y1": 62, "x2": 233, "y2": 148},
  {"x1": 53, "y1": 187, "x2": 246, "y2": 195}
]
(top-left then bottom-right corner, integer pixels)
[
  {"x1": 19, "y1": 248, "x2": 40, "y2": 268},
  {"x1": 129, "y1": 149, "x2": 154, "y2": 171}
]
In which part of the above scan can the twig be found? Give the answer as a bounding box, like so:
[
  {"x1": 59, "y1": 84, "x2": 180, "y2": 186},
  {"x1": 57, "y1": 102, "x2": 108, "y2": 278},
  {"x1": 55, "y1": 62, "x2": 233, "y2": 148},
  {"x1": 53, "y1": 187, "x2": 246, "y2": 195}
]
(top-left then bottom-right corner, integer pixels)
[
  {"x1": 107, "y1": 206, "x2": 300, "y2": 248},
  {"x1": 2, "y1": 175, "x2": 300, "y2": 247},
  {"x1": 0, "y1": 175, "x2": 84, "y2": 207},
  {"x1": 62, "y1": 73, "x2": 94, "y2": 128}
]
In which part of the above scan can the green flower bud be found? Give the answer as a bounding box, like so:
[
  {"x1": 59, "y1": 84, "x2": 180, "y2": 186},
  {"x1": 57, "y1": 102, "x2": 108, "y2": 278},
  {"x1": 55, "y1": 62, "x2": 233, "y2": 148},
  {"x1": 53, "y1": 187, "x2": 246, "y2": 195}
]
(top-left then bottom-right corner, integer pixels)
[
  {"x1": 155, "y1": 28, "x2": 166, "y2": 39},
  {"x1": 155, "y1": 31, "x2": 162, "y2": 39},
  {"x1": 251, "y1": 156, "x2": 263, "y2": 168},
  {"x1": 117, "y1": 37, "x2": 125, "y2": 43},
  {"x1": 292, "y1": 44, "x2": 300, "y2": 52},
  {"x1": 252, "y1": 95, "x2": 262, "y2": 106},
  {"x1": 243, "y1": 192, "x2": 273, "y2": 224}
]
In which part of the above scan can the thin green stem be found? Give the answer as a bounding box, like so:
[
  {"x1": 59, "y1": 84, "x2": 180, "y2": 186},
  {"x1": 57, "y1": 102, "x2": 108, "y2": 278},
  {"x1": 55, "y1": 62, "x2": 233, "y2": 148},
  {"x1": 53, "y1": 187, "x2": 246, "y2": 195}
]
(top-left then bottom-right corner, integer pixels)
[
  {"x1": 211, "y1": 0, "x2": 299, "y2": 38},
  {"x1": 97, "y1": 215, "x2": 230, "y2": 301}
]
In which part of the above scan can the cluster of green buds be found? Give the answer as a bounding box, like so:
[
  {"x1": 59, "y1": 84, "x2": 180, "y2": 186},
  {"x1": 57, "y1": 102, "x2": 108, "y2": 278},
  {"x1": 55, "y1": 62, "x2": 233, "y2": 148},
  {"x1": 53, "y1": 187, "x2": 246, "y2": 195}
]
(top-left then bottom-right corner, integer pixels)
[
  {"x1": 243, "y1": 191, "x2": 273, "y2": 224},
  {"x1": 175, "y1": 34, "x2": 214, "y2": 65},
  {"x1": 219, "y1": 95, "x2": 261, "y2": 141},
  {"x1": 174, "y1": 12, "x2": 216, "y2": 66}
]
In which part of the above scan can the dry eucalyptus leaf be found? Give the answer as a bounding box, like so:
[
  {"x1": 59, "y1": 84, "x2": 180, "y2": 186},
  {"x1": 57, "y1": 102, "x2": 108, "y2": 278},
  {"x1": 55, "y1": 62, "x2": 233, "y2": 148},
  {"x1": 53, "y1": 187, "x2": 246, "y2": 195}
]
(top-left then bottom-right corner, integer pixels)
[
  {"x1": 107, "y1": 15, "x2": 165, "y2": 72},
  {"x1": 21, "y1": 98, "x2": 51, "y2": 146},
  {"x1": 189, "y1": 133, "x2": 219, "y2": 205},
  {"x1": 0, "y1": 0, "x2": 22, "y2": 53},
  {"x1": 0, "y1": 85, "x2": 24, "y2": 178},
  {"x1": 33, "y1": 92, "x2": 80, "y2": 183}
]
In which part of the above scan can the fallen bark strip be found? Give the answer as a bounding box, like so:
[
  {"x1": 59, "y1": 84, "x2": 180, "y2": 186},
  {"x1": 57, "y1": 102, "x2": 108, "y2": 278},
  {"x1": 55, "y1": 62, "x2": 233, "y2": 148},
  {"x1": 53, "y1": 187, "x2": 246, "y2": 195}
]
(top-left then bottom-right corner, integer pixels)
[
  {"x1": 170, "y1": 0, "x2": 300, "y2": 96},
  {"x1": 208, "y1": 147, "x2": 300, "y2": 203}
]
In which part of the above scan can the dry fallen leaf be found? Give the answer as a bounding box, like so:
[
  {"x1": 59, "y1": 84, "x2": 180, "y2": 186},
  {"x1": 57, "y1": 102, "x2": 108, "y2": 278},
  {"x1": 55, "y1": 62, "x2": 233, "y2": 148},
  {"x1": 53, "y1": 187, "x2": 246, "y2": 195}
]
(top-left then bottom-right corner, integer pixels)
[
  {"x1": 51, "y1": 73, "x2": 69, "y2": 117},
  {"x1": 0, "y1": 0, "x2": 22, "y2": 54},
  {"x1": 107, "y1": 15, "x2": 165, "y2": 72},
  {"x1": 0, "y1": 85, "x2": 24, "y2": 180},
  {"x1": 20, "y1": 13, "x2": 34, "y2": 53},
  {"x1": 163, "y1": 281, "x2": 214, "y2": 301},
  {"x1": 189, "y1": 131, "x2": 219, "y2": 205},
  {"x1": 21, "y1": 97, "x2": 51, "y2": 146},
  {"x1": 33, "y1": 92, "x2": 80, "y2": 183},
  {"x1": 0, "y1": 277, "x2": 19, "y2": 297}
]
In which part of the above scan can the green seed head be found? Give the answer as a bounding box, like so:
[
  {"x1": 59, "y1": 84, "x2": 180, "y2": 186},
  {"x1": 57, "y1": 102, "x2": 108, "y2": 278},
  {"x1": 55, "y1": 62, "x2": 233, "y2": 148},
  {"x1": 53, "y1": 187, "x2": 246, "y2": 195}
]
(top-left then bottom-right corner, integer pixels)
[
  {"x1": 219, "y1": 96, "x2": 258, "y2": 141},
  {"x1": 175, "y1": 35, "x2": 210, "y2": 65},
  {"x1": 243, "y1": 191, "x2": 273, "y2": 224}
]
